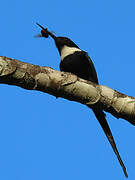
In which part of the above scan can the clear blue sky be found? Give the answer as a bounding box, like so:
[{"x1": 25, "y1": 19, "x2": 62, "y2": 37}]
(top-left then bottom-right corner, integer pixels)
[{"x1": 0, "y1": 0, "x2": 135, "y2": 179}]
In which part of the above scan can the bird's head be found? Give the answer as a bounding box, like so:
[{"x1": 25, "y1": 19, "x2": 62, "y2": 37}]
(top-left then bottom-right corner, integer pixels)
[{"x1": 36, "y1": 23, "x2": 79, "y2": 54}]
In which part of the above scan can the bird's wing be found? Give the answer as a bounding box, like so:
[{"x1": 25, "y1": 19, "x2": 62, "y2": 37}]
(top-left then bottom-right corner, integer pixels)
[
  {"x1": 85, "y1": 53, "x2": 99, "y2": 84},
  {"x1": 92, "y1": 108, "x2": 128, "y2": 177}
]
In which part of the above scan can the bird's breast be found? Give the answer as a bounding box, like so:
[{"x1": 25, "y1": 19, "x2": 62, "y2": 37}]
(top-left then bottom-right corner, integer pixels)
[{"x1": 61, "y1": 45, "x2": 81, "y2": 61}]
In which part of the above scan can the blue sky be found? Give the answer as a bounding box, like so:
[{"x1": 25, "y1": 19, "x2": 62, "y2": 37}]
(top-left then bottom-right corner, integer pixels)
[{"x1": 0, "y1": 0, "x2": 135, "y2": 179}]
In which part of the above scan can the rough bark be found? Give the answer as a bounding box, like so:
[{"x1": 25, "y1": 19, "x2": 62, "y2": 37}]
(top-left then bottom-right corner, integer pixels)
[{"x1": 0, "y1": 56, "x2": 135, "y2": 125}]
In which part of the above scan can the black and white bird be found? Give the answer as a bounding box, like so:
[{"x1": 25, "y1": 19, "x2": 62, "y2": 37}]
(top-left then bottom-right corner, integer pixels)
[{"x1": 36, "y1": 23, "x2": 128, "y2": 178}]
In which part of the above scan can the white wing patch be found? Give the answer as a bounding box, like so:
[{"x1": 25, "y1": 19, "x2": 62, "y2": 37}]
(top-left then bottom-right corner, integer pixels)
[{"x1": 61, "y1": 45, "x2": 81, "y2": 61}]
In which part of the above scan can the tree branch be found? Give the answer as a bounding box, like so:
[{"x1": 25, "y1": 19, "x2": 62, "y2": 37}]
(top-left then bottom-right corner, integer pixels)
[{"x1": 0, "y1": 56, "x2": 135, "y2": 125}]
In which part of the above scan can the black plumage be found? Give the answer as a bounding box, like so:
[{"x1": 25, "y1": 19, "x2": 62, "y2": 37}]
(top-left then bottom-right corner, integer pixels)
[
  {"x1": 60, "y1": 51, "x2": 98, "y2": 83},
  {"x1": 36, "y1": 23, "x2": 128, "y2": 178}
]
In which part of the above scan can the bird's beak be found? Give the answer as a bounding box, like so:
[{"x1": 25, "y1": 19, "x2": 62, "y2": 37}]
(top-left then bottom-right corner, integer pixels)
[{"x1": 36, "y1": 22, "x2": 57, "y2": 40}]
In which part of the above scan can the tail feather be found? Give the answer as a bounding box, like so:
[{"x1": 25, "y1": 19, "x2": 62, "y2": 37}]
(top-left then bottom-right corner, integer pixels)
[{"x1": 92, "y1": 108, "x2": 128, "y2": 178}]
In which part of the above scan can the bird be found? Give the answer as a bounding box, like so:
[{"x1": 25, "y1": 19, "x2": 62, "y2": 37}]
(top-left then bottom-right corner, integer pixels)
[{"x1": 36, "y1": 22, "x2": 128, "y2": 178}]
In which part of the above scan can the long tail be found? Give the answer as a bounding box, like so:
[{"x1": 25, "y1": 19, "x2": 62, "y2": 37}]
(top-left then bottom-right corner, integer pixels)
[{"x1": 92, "y1": 108, "x2": 128, "y2": 177}]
